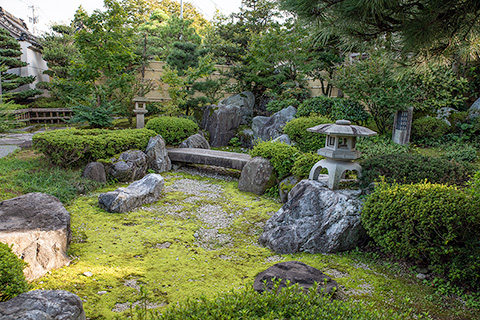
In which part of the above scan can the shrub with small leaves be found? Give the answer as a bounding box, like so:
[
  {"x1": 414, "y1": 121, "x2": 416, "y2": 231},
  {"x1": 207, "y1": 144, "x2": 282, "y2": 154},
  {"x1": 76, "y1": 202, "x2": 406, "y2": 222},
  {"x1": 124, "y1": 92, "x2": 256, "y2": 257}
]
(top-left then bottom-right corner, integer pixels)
[
  {"x1": 331, "y1": 99, "x2": 370, "y2": 124},
  {"x1": 265, "y1": 98, "x2": 300, "y2": 113},
  {"x1": 356, "y1": 136, "x2": 412, "y2": 160},
  {"x1": 0, "y1": 243, "x2": 29, "y2": 302},
  {"x1": 283, "y1": 116, "x2": 331, "y2": 152},
  {"x1": 360, "y1": 153, "x2": 474, "y2": 187},
  {"x1": 250, "y1": 141, "x2": 300, "y2": 179},
  {"x1": 296, "y1": 96, "x2": 336, "y2": 118},
  {"x1": 291, "y1": 152, "x2": 325, "y2": 179},
  {"x1": 412, "y1": 116, "x2": 449, "y2": 142},
  {"x1": 362, "y1": 181, "x2": 480, "y2": 288},
  {"x1": 441, "y1": 143, "x2": 478, "y2": 163},
  {"x1": 33, "y1": 128, "x2": 157, "y2": 167},
  {"x1": 146, "y1": 116, "x2": 198, "y2": 146}
]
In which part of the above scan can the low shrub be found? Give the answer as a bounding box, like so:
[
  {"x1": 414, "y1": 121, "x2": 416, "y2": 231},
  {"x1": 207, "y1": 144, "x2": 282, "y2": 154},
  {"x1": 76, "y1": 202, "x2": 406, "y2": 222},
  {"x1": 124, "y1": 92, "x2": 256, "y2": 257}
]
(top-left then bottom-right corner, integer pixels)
[
  {"x1": 356, "y1": 136, "x2": 412, "y2": 160},
  {"x1": 29, "y1": 97, "x2": 64, "y2": 109},
  {"x1": 146, "y1": 116, "x2": 198, "y2": 146},
  {"x1": 0, "y1": 243, "x2": 29, "y2": 302},
  {"x1": 32, "y1": 128, "x2": 156, "y2": 167},
  {"x1": 360, "y1": 153, "x2": 474, "y2": 187},
  {"x1": 362, "y1": 181, "x2": 480, "y2": 287},
  {"x1": 250, "y1": 141, "x2": 301, "y2": 179},
  {"x1": 291, "y1": 152, "x2": 325, "y2": 179},
  {"x1": 412, "y1": 117, "x2": 449, "y2": 142},
  {"x1": 441, "y1": 143, "x2": 478, "y2": 163},
  {"x1": 265, "y1": 98, "x2": 300, "y2": 113},
  {"x1": 331, "y1": 99, "x2": 370, "y2": 124},
  {"x1": 283, "y1": 116, "x2": 331, "y2": 152},
  {"x1": 296, "y1": 96, "x2": 336, "y2": 118},
  {"x1": 145, "y1": 281, "x2": 409, "y2": 319}
]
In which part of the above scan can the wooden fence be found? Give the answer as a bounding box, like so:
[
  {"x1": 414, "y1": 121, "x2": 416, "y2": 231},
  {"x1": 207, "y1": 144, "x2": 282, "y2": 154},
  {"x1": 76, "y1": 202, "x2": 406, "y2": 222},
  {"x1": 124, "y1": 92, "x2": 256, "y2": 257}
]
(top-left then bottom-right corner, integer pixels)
[{"x1": 11, "y1": 108, "x2": 73, "y2": 124}]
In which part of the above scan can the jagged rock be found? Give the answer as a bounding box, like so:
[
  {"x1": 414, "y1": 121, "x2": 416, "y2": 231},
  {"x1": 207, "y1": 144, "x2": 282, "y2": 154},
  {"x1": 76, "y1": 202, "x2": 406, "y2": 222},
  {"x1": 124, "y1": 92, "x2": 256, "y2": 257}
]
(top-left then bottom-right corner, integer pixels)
[
  {"x1": 219, "y1": 91, "x2": 255, "y2": 124},
  {"x1": 107, "y1": 150, "x2": 147, "y2": 182},
  {"x1": 259, "y1": 180, "x2": 366, "y2": 254},
  {"x1": 278, "y1": 176, "x2": 299, "y2": 203},
  {"x1": 238, "y1": 157, "x2": 275, "y2": 195},
  {"x1": 0, "y1": 290, "x2": 86, "y2": 320},
  {"x1": 436, "y1": 107, "x2": 458, "y2": 125},
  {"x1": 179, "y1": 133, "x2": 210, "y2": 149},
  {"x1": 98, "y1": 174, "x2": 164, "y2": 213},
  {"x1": 272, "y1": 134, "x2": 293, "y2": 145},
  {"x1": 145, "y1": 136, "x2": 171, "y2": 173},
  {"x1": 253, "y1": 261, "x2": 337, "y2": 295},
  {"x1": 201, "y1": 104, "x2": 243, "y2": 147},
  {"x1": 252, "y1": 106, "x2": 297, "y2": 141},
  {"x1": 0, "y1": 193, "x2": 71, "y2": 281},
  {"x1": 81, "y1": 162, "x2": 106, "y2": 183},
  {"x1": 237, "y1": 128, "x2": 255, "y2": 149},
  {"x1": 468, "y1": 97, "x2": 480, "y2": 119}
]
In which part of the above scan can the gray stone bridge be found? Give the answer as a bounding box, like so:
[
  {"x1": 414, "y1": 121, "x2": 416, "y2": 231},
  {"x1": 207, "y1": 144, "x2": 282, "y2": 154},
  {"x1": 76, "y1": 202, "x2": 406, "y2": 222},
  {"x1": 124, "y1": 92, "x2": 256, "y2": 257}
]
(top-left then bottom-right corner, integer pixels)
[{"x1": 167, "y1": 148, "x2": 251, "y2": 170}]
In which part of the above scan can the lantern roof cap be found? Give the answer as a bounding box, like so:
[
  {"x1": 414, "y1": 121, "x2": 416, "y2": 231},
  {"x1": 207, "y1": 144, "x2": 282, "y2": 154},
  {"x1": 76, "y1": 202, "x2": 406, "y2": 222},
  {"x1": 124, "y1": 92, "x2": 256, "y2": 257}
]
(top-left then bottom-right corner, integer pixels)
[{"x1": 307, "y1": 120, "x2": 377, "y2": 137}]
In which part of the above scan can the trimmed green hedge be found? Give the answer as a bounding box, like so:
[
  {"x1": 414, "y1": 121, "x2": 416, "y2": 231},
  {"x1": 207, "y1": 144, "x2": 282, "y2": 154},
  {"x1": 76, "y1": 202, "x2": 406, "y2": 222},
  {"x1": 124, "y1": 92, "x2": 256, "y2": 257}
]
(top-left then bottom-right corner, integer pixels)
[
  {"x1": 250, "y1": 141, "x2": 301, "y2": 180},
  {"x1": 146, "y1": 116, "x2": 198, "y2": 145},
  {"x1": 362, "y1": 181, "x2": 480, "y2": 287},
  {"x1": 412, "y1": 116, "x2": 449, "y2": 141},
  {"x1": 291, "y1": 152, "x2": 325, "y2": 179},
  {"x1": 0, "y1": 243, "x2": 29, "y2": 302},
  {"x1": 283, "y1": 116, "x2": 331, "y2": 153},
  {"x1": 33, "y1": 128, "x2": 157, "y2": 167}
]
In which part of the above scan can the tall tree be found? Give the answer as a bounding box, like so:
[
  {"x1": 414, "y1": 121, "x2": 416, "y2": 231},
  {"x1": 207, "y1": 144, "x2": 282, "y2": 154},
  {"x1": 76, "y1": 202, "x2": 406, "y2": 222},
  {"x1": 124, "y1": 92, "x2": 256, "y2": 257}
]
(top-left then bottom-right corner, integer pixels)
[
  {"x1": 0, "y1": 28, "x2": 41, "y2": 102},
  {"x1": 279, "y1": 0, "x2": 480, "y2": 58}
]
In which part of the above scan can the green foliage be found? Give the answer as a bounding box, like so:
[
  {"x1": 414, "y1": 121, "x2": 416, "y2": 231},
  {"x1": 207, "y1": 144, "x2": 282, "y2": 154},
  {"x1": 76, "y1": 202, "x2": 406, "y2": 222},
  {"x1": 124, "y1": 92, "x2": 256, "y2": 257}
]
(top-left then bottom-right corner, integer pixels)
[
  {"x1": 69, "y1": 97, "x2": 117, "y2": 128},
  {"x1": 250, "y1": 141, "x2": 301, "y2": 179},
  {"x1": 265, "y1": 98, "x2": 300, "y2": 113},
  {"x1": 29, "y1": 97, "x2": 64, "y2": 109},
  {"x1": 0, "y1": 101, "x2": 22, "y2": 133},
  {"x1": 0, "y1": 243, "x2": 29, "y2": 302},
  {"x1": 362, "y1": 181, "x2": 480, "y2": 287},
  {"x1": 283, "y1": 116, "x2": 331, "y2": 152},
  {"x1": 360, "y1": 153, "x2": 474, "y2": 187},
  {"x1": 32, "y1": 128, "x2": 156, "y2": 167},
  {"x1": 441, "y1": 143, "x2": 478, "y2": 163},
  {"x1": 296, "y1": 96, "x2": 336, "y2": 118},
  {"x1": 412, "y1": 117, "x2": 449, "y2": 142},
  {"x1": 292, "y1": 152, "x2": 325, "y2": 179},
  {"x1": 142, "y1": 281, "x2": 409, "y2": 319},
  {"x1": 356, "y1": 136, "x2": 412, "y2": 160},
  {"x1": 0, "y1": 29, "x2": 41, "y2": 101},
  {"x1": 331, "y1": 99, "x2": 370, "y2": 124},
  {"x1": 145, "y1": 116, "x2": 198, "y2": 145}
]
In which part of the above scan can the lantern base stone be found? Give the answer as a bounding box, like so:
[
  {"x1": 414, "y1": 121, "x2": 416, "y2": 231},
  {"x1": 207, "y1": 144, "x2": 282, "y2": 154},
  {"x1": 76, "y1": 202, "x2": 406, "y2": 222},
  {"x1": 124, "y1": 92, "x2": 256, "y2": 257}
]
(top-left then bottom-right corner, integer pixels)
[{"x1": 309, "y1": 159, "x2": 361, "y2": 190}]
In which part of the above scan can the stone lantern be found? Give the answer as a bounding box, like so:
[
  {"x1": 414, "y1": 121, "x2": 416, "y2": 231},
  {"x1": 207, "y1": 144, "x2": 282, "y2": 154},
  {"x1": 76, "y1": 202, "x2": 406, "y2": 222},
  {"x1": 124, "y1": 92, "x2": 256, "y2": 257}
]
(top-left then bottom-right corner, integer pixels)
[
  {"x1": 307, "y1": 119, "x2": 377, "y2": 190},
  {"x1": 133, "y1": 96, "x2": 148, "y2": 129}
]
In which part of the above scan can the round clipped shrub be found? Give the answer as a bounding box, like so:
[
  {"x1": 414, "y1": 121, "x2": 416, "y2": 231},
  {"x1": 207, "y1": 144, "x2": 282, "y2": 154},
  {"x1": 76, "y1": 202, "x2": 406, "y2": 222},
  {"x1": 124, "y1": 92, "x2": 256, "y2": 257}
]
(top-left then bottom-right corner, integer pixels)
[
  {"x1": 412, "y1": 116, "x2": 449, "y2": 141},
  {"x1": 146, "y1": 116, "x2": 199, "y2": 146},
  {"x1": 296, "y1": 96, "x2": 336, "y2": 118},
  {"x1": 362, "y1": 181, "x2": 480, "y2": 287},
  {"x1": 331, "y1": 99, "x2": 370, "y2": 124},
  {"x1": 0, "y1": 243, "x2": 29, "y2": 302},
  {"x1": 291, "y1": 152, "x2": 325, "y2": 179},
  {"x1": 283, "y1": 116, "x2": 331, "y2": 153},
  {"x1": 360, "y1": 152, "x2": 474, "y2": 187},
  {"x1": 250, "y1": 141, "x2": 301, "y2": 179}
]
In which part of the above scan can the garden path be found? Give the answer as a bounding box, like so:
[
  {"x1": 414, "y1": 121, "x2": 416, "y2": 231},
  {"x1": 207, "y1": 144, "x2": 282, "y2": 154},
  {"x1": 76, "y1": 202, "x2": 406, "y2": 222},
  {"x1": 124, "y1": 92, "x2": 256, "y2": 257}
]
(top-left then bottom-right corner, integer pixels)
[{"x1": 0, "y1": 127, "x2": 67, "y2": 158}]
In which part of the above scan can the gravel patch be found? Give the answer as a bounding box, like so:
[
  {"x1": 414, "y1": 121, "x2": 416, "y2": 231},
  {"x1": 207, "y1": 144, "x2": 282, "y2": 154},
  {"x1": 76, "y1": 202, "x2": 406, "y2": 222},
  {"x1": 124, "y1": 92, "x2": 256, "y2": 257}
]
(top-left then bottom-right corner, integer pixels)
[
  {"x1": 112, "y1": 301, "x2": 166, "y2": 312},
  {"x1": 194, "y1": 228, "x2": 233, "y2": 250},
  {"x1": 165, "y1": 178, "x2": 224, "y2": 200}
]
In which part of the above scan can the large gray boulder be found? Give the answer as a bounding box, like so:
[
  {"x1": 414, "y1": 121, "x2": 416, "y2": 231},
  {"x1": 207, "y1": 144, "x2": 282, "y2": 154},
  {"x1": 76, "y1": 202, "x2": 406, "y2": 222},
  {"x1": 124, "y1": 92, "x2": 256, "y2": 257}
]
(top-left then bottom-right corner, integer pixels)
[
  {"x1": 252, "y1": 106, "x2": 297, "y2": 141},
  {"x1": 238, "y1": 157, "x2": 275, "y2": 195},
  {"x1": 81, "y1": 162, "x2": 107, "y2": 183},
  {"x1": 0, "y1": 290, "x2": 86, "y2": 320},
  {"x1": 98, "y1": 174, "x2": 164, "y2": 213},
  {"x1": 107, "y1": 150, "x2": 147, "y2": 182},
  {"x1": 201, "y1": 104, "x2": 243, "y2": 147},
  {"x1": 145, "y1": 135, "x2": 171, "y2": 173},
  {"x1": 468, "y1": 97, "x2": 480, "y2": 119},
  {"x1": 179, "y1": 133, "x2": 210, "y2": 149},
  {"x1": 0, "y1": 193, "x2": 71, "y2": 281},
  {"x1": 259, "y1": 180, "x2": 366, "y2": 254},
  {"x1": 218, "y1": 91, "x2": 255, "y2": 124},
  {"x1": 254, "y1": 261, "x2": 337, "y2": 295}
]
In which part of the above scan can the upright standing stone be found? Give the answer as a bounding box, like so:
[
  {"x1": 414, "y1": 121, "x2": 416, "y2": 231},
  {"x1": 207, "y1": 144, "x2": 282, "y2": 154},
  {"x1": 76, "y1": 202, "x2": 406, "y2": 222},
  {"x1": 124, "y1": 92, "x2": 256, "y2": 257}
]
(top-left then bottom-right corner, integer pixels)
[
  {"x1": 392, "y1": 108, "x2": 413, "y2": 145},
  {"x1": 145, "y1": 135, "x2": 171, "y2": 173},
  {"x1": 81, "y1": 162, "x2": 107, "y2": 183},
  {"x1": 238, "y1": 157, "x2": 275, "y2": 195}
]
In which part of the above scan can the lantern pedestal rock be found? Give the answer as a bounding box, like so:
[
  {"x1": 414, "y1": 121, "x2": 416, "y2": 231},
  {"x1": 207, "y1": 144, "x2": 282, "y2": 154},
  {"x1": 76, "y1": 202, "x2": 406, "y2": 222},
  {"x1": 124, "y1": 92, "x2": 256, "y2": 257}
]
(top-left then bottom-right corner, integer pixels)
[
  {"x1": 308, "y1": 120, "x2": 377, "y2": 190},
  {"x1": 133, "y1": 96, "x2": 148, "y2": 129}
]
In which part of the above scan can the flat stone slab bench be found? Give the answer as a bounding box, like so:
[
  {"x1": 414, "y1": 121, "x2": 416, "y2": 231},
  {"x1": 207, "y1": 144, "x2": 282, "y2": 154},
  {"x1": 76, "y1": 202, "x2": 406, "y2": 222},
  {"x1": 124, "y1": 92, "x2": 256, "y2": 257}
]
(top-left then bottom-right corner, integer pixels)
[{"x1": 167, "y1": 148, "x2": 251, "y2": 170}]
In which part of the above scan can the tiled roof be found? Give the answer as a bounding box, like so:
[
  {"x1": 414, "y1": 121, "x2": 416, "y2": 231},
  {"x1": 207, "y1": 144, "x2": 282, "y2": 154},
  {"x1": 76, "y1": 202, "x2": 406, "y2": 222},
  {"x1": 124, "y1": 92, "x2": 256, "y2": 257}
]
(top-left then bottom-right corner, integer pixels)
[{"x1": 0, "y1": 6, "x2": 41, "y2": 48}]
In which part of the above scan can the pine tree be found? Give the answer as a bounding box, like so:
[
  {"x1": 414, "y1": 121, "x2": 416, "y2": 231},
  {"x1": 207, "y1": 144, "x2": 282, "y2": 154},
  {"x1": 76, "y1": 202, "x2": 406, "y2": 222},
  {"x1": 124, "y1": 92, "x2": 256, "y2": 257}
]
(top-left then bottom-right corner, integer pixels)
[{"x1": 0, "y1": 28, "x2": 41, "y2": 101}]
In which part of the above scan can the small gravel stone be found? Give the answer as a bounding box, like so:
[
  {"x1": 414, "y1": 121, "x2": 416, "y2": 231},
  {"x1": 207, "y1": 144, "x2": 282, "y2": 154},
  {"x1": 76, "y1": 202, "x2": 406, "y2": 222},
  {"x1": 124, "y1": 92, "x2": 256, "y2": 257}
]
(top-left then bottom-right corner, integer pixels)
[
  {"x1": 97, "y1": 291, "x2": 108, "y2": 295},
  {"x1": 83, "y1": 271, "x2": 93, "y2": 277},
  {"x1": 416, "y1": 273, "x2": 427, "y2": 280}
]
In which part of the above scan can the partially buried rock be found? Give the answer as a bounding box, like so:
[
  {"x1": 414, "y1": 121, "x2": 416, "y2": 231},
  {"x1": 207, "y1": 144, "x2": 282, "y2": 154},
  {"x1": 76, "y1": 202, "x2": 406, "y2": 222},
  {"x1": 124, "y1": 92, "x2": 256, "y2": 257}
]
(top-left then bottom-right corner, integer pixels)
[
  {"x1": 81, "y1": 162, "x2": 106, "y2": 183},
  {"x1": 107, "y1": 150, "x2": 147, "y2": 182},
  {"x1": 178, "y1": 133, "x2": 210, "y2": 149},
  {"x1": 238, "y1": 157, "x2": 275, "y2": 195},
  {"x1": 98, "y1": 174, "x2": 164, "y2": 213},
  {"x1": 0, "y1": 193, "x2": 71, "y2": 281},
  {"x1": 259, "y1": 179, "x2": 366, "y2": 254},
  {"x1": 0, "y1": 290, "x2": 86, "y2": 320},
  {"x1": 145, "y1": 135, "x2": 171, "y2": 173},
  {"x1": 253, "y1": 261, "x2": 337, "y2": 295}
]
